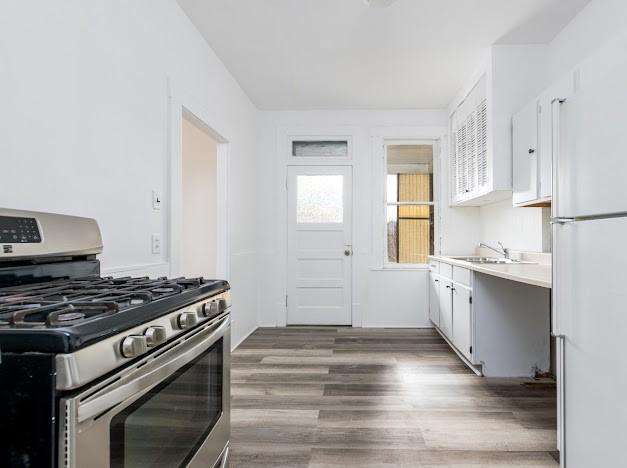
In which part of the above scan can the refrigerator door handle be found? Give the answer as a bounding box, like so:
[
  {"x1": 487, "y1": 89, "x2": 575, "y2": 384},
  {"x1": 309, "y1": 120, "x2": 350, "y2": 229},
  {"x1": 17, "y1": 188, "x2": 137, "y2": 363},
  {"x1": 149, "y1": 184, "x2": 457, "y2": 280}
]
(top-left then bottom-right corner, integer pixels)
[
  {"x1": 551, "y1": 98, "x2": 568, "y2": 342},
  {"x1": 550, "y1": 217, "x2": 575, "y2": 225},
  {"x1": 556, "y1": 334, "x2": 566, "y2": 467},
  {"x1": 551, "y1": 221, "x2": 568, "y2": 340},
  {"x1": 551, "y1": 98, "x2": 567, "y2": 219}
]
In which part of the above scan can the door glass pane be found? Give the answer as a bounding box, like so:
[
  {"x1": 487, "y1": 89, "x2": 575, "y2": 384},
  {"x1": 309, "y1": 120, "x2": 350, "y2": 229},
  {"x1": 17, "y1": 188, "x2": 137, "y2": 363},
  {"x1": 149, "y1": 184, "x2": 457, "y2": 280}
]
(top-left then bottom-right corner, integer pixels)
[
  {"x1": 292, "y1": 140, "x2": 348, "y2": 157},
  {"x1": 297, "y1": 175, "x2": 343, "y2": 223},
  {"x1": 110, "y1": 340, "x2": 223, "y2": 468}
]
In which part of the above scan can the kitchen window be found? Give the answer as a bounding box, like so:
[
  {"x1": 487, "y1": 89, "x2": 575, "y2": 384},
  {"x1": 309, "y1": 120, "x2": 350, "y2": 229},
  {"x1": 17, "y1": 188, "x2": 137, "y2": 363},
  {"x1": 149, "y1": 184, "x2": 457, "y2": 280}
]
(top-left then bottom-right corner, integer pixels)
[{"x1": 385, "y1": 143, "x2": 436, "y2": 266}]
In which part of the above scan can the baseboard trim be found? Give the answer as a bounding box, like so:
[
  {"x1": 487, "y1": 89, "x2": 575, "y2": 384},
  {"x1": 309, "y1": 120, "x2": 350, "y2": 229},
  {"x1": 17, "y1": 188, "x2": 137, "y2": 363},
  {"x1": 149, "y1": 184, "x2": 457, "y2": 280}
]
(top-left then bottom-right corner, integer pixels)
[
  {"x1": 361, "y1": 325, "x2": 435, "y2": 329},
  {"x1": 232, "y1": 325, "x2": 257, "y2": 351}
]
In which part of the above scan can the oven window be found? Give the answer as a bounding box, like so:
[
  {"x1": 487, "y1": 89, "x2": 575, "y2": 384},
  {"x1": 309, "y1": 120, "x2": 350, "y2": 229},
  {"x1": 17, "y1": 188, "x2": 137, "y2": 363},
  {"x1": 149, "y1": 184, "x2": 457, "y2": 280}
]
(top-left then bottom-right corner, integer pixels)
[{"x1": 110, "y1": 338, "x2": 223, "y2": 468}]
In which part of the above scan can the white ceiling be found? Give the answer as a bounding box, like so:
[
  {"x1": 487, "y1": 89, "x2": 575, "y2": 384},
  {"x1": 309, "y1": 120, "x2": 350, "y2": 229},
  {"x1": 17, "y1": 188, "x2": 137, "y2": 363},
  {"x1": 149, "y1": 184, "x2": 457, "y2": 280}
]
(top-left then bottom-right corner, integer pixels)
[{"x1": 177, "y1": 0, "x2": 590, "y2": 110}]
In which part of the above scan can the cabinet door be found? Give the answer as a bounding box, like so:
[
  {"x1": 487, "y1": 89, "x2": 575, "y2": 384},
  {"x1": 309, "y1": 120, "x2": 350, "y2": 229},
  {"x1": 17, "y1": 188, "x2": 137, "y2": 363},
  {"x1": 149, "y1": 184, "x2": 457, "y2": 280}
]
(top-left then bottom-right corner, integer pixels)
[
  {"x1": 452, "y1": 284, "x2": 472, "y2": 360},
  {"x1": 538, "y1": 94, "x2": 553, "y2": 200},
  {"x1": 438, "y1": 280, "x2": 453, "y2": 340},
  {"x1": 451, "y1": 126, "x2": 465, "y2": 204},
  {"x1": 429, "y1": 273, "x2": 440, "y2": 326},
  {"x1": 513, "y1": 100, "x2": 540, "y2": 205}
]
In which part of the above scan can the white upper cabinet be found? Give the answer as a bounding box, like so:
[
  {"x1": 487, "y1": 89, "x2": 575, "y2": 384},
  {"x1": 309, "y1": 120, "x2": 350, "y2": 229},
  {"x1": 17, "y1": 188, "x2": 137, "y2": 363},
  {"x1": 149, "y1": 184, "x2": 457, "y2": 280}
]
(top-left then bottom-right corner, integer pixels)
[
  {"x1": 513, "y1": 71, "x2": 574, "y2": 206},
  {"x1": 512, "y1": 100, "x2": 540, "y2": 206},
  {"x1": 449, "y1": 46, "x2": 548, "y2": 206},
  {"x1": 450, "y1": 77, "x2": 488, "y2": 203}
]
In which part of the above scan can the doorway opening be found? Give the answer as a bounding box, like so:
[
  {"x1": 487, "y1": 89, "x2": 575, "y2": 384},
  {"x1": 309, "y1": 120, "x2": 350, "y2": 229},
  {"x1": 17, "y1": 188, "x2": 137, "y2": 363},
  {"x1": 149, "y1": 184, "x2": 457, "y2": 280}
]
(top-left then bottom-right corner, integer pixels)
[{"x1": 180, "y1": 110, "x2": 218, "y2": 278}]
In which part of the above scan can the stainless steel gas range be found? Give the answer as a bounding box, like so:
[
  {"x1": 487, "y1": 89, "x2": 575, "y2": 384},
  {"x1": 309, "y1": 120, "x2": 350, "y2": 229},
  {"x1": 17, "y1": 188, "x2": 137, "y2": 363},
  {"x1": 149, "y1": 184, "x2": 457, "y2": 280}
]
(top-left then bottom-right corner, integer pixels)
[{"x1": 0, "y1": 208, "x2": 231, "y2": 468}]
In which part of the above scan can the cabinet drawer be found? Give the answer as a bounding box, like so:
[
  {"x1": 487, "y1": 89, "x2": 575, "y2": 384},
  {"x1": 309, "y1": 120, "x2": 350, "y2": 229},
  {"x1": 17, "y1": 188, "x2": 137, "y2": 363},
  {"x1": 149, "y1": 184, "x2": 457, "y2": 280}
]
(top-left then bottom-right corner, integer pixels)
[
  {"x1": 429, "y1": 260, "x2": 440, "y2": 273},
  {"x1": 440, "y1": 263, "x2": 453, "y2": 279},
  {"x1": 453, "y1": 266, "x2": 471, "y2": 286}
]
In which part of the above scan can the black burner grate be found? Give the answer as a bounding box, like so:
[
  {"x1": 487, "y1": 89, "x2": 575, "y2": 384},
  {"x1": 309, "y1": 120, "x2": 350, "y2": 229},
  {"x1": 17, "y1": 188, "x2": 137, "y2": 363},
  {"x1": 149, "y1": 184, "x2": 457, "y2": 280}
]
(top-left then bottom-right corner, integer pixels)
[{"x1": 0, "y1": 276, "x2": 208, "y2": 328}]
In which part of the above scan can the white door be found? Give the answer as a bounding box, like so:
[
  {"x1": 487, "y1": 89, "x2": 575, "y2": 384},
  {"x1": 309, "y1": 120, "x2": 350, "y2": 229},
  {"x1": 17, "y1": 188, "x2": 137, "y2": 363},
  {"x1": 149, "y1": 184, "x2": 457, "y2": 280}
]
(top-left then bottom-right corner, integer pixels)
[
  {"x1": 428, "y1": 273, "x2": 440, "y2": 327},
  {"x1": 554, "y1": 217, "x2": 627, "y2": 468},
  {"x1": 452, "y1": 284, "x2": 472, "y2": 360},
  {"x1": 512, "y1": 100, "x2": 539, "y2": 205},
  {"x1": 438, "y1": 280, "x2": 453, "y2": 339},
  {"x1": 557, "y1": 59, "x2": 627, "y2": 217},
  {"x1": 287, "y1": 166, "x2": 352, "y2": 325}
]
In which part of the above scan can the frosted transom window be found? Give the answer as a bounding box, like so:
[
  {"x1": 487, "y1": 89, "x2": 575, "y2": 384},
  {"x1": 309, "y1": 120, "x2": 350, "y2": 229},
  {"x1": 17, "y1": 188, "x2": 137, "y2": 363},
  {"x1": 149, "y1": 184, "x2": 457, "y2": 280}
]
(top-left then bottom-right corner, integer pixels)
[
  {"x1": 292, "y1": 141, "x2": 348, "y2": 157},
  {"x1": 296, "y1": 175, "x2": 343, "y2": 223}
]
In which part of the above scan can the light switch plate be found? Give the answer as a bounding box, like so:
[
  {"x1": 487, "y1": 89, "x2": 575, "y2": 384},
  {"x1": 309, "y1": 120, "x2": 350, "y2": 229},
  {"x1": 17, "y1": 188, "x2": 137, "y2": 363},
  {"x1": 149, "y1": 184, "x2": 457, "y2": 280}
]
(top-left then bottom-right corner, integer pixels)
[
  {"x1": 151, "y1": 233, "x2": 161, "y2": 254},
  {"x1": 152, "y1": 190, "x2": 161, "y2": 210}
]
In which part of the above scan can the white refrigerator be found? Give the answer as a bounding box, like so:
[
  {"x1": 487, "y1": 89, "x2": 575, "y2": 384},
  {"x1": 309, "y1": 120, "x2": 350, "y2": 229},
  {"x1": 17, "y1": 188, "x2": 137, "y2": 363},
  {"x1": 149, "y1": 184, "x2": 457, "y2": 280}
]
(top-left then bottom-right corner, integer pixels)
[{"x1": 552, "y1": 60, "x2": 627, "y2": 467}]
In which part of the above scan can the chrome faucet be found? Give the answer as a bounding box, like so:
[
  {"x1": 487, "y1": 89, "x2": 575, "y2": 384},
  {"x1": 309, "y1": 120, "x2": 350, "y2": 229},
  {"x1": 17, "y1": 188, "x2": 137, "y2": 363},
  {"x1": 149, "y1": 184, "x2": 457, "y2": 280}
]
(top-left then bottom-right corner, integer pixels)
[{"x1": 479, "y1": 241, "x2": 510, "y2": 259}]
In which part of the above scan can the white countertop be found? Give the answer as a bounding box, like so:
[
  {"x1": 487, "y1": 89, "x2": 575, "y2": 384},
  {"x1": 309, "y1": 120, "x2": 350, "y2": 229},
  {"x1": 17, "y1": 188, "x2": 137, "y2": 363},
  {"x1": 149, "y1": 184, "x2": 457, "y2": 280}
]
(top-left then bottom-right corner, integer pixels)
[{"x1": 428, "y1": 253, "x2": 552, "y2": 289}]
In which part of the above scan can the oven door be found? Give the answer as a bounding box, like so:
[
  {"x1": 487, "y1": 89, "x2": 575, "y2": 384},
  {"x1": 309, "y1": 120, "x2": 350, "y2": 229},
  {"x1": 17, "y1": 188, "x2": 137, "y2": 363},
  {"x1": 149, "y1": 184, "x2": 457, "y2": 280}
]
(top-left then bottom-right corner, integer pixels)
[{"x1": 60, "y1": 314, "x2": 230, "y2": 468}]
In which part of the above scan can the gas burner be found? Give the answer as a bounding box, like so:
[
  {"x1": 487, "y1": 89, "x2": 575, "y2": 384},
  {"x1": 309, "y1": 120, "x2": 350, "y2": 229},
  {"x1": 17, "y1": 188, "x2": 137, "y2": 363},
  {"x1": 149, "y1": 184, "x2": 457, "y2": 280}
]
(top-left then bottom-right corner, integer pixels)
[
  {"x1": 0, "y1": 301, "x2": 119, "y2": 328},
  {"x1": 57, "y1": 311, "x2": 85, "y2": 322},
  {"x1": 0, "y1": 276, "x2": 210, "y2": 329}
]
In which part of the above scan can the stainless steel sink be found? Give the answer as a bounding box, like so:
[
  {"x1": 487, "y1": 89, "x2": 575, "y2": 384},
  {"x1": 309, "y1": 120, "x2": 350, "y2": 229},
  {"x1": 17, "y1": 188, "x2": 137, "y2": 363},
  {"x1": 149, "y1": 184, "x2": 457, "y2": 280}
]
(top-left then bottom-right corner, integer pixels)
[{"x1": 449, "y1": 256, "x2": 535, "y2": 265}]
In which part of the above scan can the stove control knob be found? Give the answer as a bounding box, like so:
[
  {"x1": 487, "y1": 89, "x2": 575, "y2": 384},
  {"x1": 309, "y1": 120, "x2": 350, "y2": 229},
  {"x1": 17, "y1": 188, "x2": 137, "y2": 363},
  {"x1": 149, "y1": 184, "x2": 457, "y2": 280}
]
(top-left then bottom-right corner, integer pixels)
[
  {"x1": 177, "y1": 310, "x2": 198, "y2": 329},
  {"x1": 144, "y1": 326, "x2": 167, "y2": 347},
  {"x1": 202, "y1": 298, "x2": 227, "y2": 317},
  {"x1": 202, "y1": 300, "x2": 219, "y2": 317},
  {"x1": 120, "y1": 335, "x2": 148, "y2": 358}
]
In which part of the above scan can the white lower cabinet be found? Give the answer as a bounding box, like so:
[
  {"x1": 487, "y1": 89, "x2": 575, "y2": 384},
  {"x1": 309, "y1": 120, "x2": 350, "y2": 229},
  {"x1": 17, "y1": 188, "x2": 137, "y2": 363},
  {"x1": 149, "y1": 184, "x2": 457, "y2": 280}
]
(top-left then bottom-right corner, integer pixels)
[
  {"x1": 452, "y1": 284, "x2": 472, "y2": 360},
  {"x1": 429, "y1": 260, "x2": 551, "y2": 377},
  {"x1": 430, "y1": 269, "x2": 465, "y2": 347},
  {"x1": 438, "y1": 278, "x2": 453, "y2": 340},
  {"x1": 428, "y1": 273, "x2": 440, "y2": 327},
  {"x1": 430, "y1": 266, "x2": 474, "y2": 365}
]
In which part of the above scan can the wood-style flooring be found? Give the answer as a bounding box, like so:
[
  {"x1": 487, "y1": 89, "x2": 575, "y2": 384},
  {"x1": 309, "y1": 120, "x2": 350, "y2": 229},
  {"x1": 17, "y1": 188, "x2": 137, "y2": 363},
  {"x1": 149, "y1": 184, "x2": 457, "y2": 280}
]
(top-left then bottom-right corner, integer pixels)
[{"x1": 230, "y1": 327, "x2": 558, "y2": 467}]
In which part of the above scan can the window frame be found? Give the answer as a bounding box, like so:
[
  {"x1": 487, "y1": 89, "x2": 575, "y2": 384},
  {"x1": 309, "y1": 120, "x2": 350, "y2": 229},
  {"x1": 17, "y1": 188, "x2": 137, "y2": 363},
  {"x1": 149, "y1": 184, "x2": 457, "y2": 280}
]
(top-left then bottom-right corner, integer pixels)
[{"x1": 382, "y1": 140, "x2": 438, "y2": 270}]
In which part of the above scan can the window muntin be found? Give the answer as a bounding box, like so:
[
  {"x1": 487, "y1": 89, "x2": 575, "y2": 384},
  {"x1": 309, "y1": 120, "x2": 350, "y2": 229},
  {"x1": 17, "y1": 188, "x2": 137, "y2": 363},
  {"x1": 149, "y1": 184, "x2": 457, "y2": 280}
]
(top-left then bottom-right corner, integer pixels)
[{"x1": 386, "y1": 144, "x2": 435, "y2": 265}]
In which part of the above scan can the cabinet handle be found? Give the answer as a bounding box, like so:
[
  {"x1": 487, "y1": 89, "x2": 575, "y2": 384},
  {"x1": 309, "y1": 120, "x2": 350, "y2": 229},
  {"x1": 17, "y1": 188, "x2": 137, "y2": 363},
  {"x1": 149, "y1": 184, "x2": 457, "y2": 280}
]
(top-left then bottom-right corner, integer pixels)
[
  {"x1": 445, "y1": 285, "x2": 451, "y2": 289},
  {"x1": 528, "y1": 148, "x2": 536, "y2": 154},
  {"x1": 451, "y1": 287, "x2": 456, "y2": 291},
  {"x1": 434, "y1": 279, "x2": 439, "y2": 282}
]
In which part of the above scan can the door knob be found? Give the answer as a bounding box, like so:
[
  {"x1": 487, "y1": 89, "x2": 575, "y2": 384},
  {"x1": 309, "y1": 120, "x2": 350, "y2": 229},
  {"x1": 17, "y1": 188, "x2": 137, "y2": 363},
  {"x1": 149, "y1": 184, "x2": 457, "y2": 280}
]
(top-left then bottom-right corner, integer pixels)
[{"x1": 344, "y1": 249, "x2": 352, "y2": 256}]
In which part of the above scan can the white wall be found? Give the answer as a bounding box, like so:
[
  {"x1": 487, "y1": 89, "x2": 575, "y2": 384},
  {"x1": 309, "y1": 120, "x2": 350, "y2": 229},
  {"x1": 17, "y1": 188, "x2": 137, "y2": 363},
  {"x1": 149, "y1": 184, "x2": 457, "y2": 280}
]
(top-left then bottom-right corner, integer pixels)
[
  {"x1": 548, "y1": 0, "x2": 627, "y2": 81},
  {"x1": 479, "y1": 200, "x2": 547, "y2": 252},
  {"x1": 256, "y1": 109, "x2": 482, "y2": 328},
  {"x1": 181, "y1": 115, "x2": 217, "y2": 278},
  {"x1": 0, "y1": 0, "x2": 259, "y2": 346}
]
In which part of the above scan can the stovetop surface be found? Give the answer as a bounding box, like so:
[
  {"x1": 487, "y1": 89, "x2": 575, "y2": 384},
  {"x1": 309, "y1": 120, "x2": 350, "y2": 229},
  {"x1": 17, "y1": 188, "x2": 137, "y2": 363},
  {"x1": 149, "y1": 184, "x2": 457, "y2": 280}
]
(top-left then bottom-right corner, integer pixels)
[{"x1": 0, "y1": 276, "x2": 229, "y2": 353}]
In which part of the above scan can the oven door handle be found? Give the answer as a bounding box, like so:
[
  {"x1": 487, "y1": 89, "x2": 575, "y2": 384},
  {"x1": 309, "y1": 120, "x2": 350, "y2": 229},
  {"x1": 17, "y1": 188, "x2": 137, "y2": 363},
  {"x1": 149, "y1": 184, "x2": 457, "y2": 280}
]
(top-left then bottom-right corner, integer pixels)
[{"x1": 77, "y1": 315, "x2": 230, "y2": 423}]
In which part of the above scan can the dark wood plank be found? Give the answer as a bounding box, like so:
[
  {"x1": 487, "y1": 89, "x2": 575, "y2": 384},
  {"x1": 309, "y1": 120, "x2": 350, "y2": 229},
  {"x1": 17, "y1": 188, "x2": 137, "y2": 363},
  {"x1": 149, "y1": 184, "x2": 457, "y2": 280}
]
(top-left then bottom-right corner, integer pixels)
[{"x1": 230, "y1": 326, "x2": 558, "y2": 467}]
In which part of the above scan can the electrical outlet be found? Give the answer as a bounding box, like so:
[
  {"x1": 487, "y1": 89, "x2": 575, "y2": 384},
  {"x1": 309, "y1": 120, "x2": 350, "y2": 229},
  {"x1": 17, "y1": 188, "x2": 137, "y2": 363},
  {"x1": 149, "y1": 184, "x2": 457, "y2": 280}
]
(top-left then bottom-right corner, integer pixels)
[
  {"x1": 151, "y1": 234, "x2": 161, "y2": 254},
  {"x1": 152, "y1": 190, "x2": 161, "y2": 210}
]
